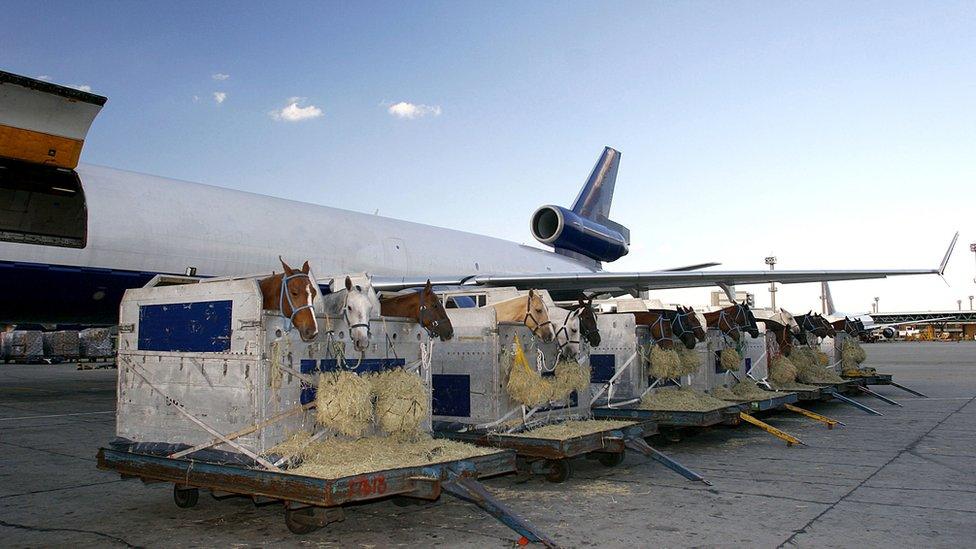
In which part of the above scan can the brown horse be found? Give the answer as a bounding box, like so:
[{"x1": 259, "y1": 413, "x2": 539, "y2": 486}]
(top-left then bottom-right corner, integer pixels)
[
  {"x1": 631, "y1": 311, "x2": 675, "y2": 350},
  {"x1": 703, "y1": 302, "x2": 759, "y2": 342},
  {"x1": 380, "y1": 280, "x2": 454, "y2": 340},
  {"x1": 489, "y1": 290, "x2": 556, "y2": 342},
  {"x1": 830, "y1": 316, "x2": 860, "y2": 338},
  {"x1": 573, "y1": 298, "x2": 601, "y2": 347},
  {"x1": 663, "y1": 306, "x2": 706, "y2": 349},
  {"x1": 796, "y1": 312, "x2": 836, "y2": 339},
  {"x1": 258, "y1": 257, "x2": 318, "y2": 341},
  {"x1": 759, "y1": 320, "x2": 794, "y2": 357}
]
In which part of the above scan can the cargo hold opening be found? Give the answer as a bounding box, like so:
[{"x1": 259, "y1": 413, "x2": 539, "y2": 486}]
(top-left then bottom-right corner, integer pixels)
[{"x1": 0, "y1": 158, "x2": 87, "y2": 248}]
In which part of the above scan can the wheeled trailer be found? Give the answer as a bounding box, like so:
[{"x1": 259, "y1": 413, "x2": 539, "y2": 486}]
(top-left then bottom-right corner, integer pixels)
[{"x1": 97, "y1": 444, "x2": 556, "y2": 545}]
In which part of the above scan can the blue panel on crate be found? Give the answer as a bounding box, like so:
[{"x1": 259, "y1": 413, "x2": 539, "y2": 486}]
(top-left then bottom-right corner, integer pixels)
[
  {"x1": 744, "y1": 357, "x2": 752, "y2": 374},
  {"x1": 300, "y1": 359, "x2": 317, "y2": 374},
  {"x1": 318, "y1": 358, "x2": 405, "y2": 373},
  {"x1": 590, "y1": 354, "x2": 615, "y2": 383},
  {"x1": 138, "y1": 300, "x2": 233, "y2": 352},
  {"x1": 432, "y1": 374, "x2": 471, "y2": 417},
  {"x1": 300, "y1": 382, "x2": 316, "y2": 405}
]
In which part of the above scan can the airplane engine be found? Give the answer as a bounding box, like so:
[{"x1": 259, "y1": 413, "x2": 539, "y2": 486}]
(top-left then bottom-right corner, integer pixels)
[
  {"x1": 531, "y1": 205, "x2": 629, "y2": 262},
  {"x1": 881, "y1": 327, "x2": 898, "y2": 339}
]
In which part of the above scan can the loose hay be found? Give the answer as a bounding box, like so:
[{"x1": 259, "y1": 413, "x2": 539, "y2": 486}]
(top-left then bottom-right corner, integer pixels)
[
  {"x1": 730, "y1": 379, "x2": 791, "y2": 400},
  {"x1": 283, "y1": 436, "x2": 497, "y2": 479},
  {"x1": 792, "y1": 347, "x2": 844, "y2": 384},
  {"x1": 371, "y1": 369, "x2": 428, "y2": 440},
  {"x1": 770, "y1": 381, "x2": 820, "y2": 391},
  {"x1": 720, "y1": 348, "x2": 742, "y2": 371},
  {"x1": 768, "y1": 355, "x2": 798, "y2": 384},
  {"x1": 676, "y1": 347, "x2": 702, "y2": 376},
  {"x1": 649, "y1": 345, "x2": 682, "y2": 379},
  {"x1": 639, "y1": 387, "x2": 731, "y2": 412},
  {"x1": 315, "y1": 371, "x2": 373, "y2": 437},
  {"x1": 508, "y1": 420, "x2": 635, "y2": 440},
  {"x1": 709, "y1": 386, "x2": 738, "y2": 401},
  {"x1": 550, "y1": 359, "x2": 590, "y2": 400},
  {"x1": 841, "y1": 338, "x2": 869, "y2": 374}
]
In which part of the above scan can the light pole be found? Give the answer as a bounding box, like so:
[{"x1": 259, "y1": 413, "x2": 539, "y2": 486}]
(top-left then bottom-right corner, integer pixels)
[
  {"x1": 873, "y1": 297, "x2": 879, "y2": 314},
  {"x1": 971, "y1": 242, "x2": 976, "y2": 284},
  {"x1": 765, "y1": 256, "x2": 777, "y2": 309},
  {"x1": 969, "y1": 295, "x2": 974, "y2": 310},
  {"x1": 958, "y1": 299, "x2": 963, "y2": 311}
]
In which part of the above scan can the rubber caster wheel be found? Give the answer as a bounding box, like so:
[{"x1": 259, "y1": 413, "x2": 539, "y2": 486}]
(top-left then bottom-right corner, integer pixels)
[
  {"x1": 173, "y1": 485, "x2": 199, "y2": 509},
  {"x1": 284, "y1": 507, "x2": 321, "y2": 535},
  {"x1": 544, "y1": 459, "x2": 573, "y2": 483},
  {"x1": 597, "y1": 451, "x2": 625, "y2": 467}
]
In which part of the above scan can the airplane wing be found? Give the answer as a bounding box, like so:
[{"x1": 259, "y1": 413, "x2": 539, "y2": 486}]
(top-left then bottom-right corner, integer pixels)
[
  {"x1": 663, "y1": 262, "x2": 721, "y2": 271},
  {"x1": 373, "y1": 232, "x2": 957, "y2": 295}
]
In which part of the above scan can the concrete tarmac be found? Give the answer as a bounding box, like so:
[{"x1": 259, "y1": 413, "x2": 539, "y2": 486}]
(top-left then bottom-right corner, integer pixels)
[{"x1": 1, "y1": 342, "x2": 974, "y2": 548}]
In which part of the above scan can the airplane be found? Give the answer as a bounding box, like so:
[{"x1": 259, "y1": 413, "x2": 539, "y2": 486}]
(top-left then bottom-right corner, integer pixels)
[
  {"x1": 0, "y1": 70, "x2": 957, "y2": 326},
  {"x1": 820, "y1": 281, "x2": 956, "y2": 340}
]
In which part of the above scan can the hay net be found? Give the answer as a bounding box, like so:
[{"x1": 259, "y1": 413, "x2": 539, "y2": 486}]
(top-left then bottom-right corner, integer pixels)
[
  {"x1": 720, "y1": 347, "x2": 742, "y2": 371},
  {"x1": 791, "y1": 346, "x2": 844, "y2": 384},
  {"x1": 503, "y1": 334, "x2": 589, "y2": 408},
  {"x1": 840, "y1": 337, "x2": 871, "y2": 374}
]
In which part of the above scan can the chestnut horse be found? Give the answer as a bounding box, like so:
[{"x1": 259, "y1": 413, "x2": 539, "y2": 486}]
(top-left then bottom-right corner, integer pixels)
[
  {"x1": 830, "y1": 316, "x2": 861, "y2": 338},
  {"x1": 631, "y1": 311, "x2": 675, "y2": 350},
  {"x1": 380, "y1": 280, "x2": 454, "y2": 341},
  {"x1": 258, "y1": 257, "x2": 318, "y2": 342},
  {"x1": 703, "y1": 302, "x2": 760, "y2": 342},
  {"x1": 489, "y1": 290, "x2": 556, "y2": 343}
]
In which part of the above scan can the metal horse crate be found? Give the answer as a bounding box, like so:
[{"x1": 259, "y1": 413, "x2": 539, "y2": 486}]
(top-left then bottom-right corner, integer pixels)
[
  {"x1": 99, "y1": 277, "x2": 555, "y2": 544},
  {"x1": 431, "y1": 307, "x2": 626, "y2": 481}
]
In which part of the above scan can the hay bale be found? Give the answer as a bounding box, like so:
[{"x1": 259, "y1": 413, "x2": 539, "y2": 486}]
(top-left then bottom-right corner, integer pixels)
[
  {"x1": 315, "y1": 371, "x2": 373, "y2": 437},
  {"x1": 792, "y1": 348, "x2": 845, "y2": 384},
  {"x1": 504, "y1": 349, "x2": 553, "y2": 407},
  {"x1": 371, "y1": 369, "x2": 428, "y2": 440},
  {"x1": 649, "y1": 345, "x2": 681, "y2": 379},
  {"x1": 841, "y1": 338, "x2": 868, "y2": 373},
  {"x1": 675, "y1": 347, "x2": 702, "y2": 376},
  {"x1": 814, "y1": 349, "x2": 830, "y2": 366},
  {"x1": 550, "y1": 359, "x2": 590, "y2": 400},
  {"x1": 768, "y1": 355, "x2": 798, "y2": 384},
  {"x1": 639, "y1": 387, "x2": 730, "y2": 412},
  {"x1": 720, "y1": 348, "x2": 741, "y2": 371}
]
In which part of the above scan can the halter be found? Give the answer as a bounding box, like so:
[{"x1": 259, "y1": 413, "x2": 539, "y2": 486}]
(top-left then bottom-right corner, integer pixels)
[
  {"x1": 645, "y1": 313, "x2": 670, "y2": 346},
  {"x1": 417, "y1": 297, "x2": 447, "y2": 339},
  {"x1": 522, "y1": 295, "x2": 554, "y2": 340},
  {"x1": 576, "y1": 305, "x2": 600, "y2": 346},
  {"x1": 343, "y1": 290, "x2": 371, "y2": 336},
  {"x1": 278, "y1": 272, "x2": 315, "y2": 333},
  {"x1": 669, "y1": 309, "x2": 697, "y2": 341},
  {"x1": 553, "y1": 309, "x2": 581, "y2": 354},
  {"x1": 715, "y1": 306, "x2": 744, "y2": 340}
]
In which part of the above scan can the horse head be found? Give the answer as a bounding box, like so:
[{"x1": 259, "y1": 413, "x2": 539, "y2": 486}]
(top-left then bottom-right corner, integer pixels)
[
  {"x1": 260, "y1": 257, "x2": 318, "y2": 342},
  {"x1": 342, "y1": 275, "x2": 378, "y2": 352},
  {"x1": 419, "y1": 280, "x2": 454, "y2": 340},
  {"x1": 554, "y1": 307, "x2": 581, "y2": 358},
  {"x1": 575, "y1": 298, "x2": 601, "y2": 347},
  {"x1": 670, "y1": 306, "x2": 705, "y2": 349},
  {"x1": 524, "y1": 289, "x2": 556, "y2": 343}
]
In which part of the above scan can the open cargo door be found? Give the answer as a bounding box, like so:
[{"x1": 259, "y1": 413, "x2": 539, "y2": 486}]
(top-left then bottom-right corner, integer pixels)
[{"x1": 0, "y1": 71, "x2": 106, "y2": 248}]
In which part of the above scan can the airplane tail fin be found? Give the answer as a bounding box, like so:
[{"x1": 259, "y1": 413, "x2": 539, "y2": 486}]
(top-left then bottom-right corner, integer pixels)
[
  {"x1": 821, "y1": 282, "x2": 836, "y2": 316},
  {"x1": 570, "y1": 147, "x2": 630, "y2": 243}
]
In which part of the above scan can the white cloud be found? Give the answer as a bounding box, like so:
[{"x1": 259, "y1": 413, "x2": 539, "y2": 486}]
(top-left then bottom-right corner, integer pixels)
[
  {"x1": 193, "y1": 95, "x2": 200, "y2": 103},
  {"x1": 71, "y1": 84, "x2": 92, "y2": 92},
  {"x1": 387, "y1": 101, "x2": 442, "y2": 119},
  {"x1": 212, "y1": 73, "x2": 230, "y2": 81},
  {"x1": 213, "y1": 91, "x2": 227, "y2": 104},
  {"x1": 269, "y1": 97, "x2": 323, "y2": 122}
]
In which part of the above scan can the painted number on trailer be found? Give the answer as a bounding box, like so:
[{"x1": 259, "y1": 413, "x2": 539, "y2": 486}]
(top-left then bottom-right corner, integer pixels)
[{"x1": 347, "y1": 475, "x2": 387, "y2": 498}]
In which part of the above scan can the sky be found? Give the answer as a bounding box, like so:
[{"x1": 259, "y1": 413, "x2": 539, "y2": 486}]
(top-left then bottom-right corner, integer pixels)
[{"x1": 3, "y1": 1, "x2": 974, "y2": 313}]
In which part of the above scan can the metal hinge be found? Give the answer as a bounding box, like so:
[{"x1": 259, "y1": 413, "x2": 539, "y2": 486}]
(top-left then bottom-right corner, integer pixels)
[
  {"x1": 118, "y1": 323, "x2": 135, "y2": 333},
  {"x1": 239, "y1": 319, "x2": 262, "y2": 330}
]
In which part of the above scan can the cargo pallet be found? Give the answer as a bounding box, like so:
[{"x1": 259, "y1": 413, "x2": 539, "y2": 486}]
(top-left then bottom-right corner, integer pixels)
[
  {"x1": 438, "y1": 420, "x2": 710, "y2": 485},
  {"x1": 97, "y1": 445, "x2": 556, "y2": 546}
]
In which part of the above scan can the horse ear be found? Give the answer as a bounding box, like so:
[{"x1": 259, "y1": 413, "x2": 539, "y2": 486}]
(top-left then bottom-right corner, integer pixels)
[
  {"x1": 345, "y1": 276, "x2": 353, "y2": 291},
  {"x1": 279, "y1": 256, "x2": 294, "y2": 276},
  {"x1": 425, "y1": 279, "x2": 433, "y2": 292},
  {"x1": 301, "y1": 261, "x2": 310, "y2": 274}
]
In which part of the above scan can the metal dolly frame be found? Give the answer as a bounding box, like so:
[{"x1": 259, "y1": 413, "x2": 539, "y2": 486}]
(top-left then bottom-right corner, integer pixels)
[{"x1": 97, "y1": 447, "x2": 556, "y2": 546}]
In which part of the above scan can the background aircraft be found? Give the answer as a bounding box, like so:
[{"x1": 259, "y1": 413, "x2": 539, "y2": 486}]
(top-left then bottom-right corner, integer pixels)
[
  {"x1": 820, "y1": 281, "x2": 956, "y2": 339},
  {"x1": 0, "y1": 71, "x2": 955, "y2": 325}
]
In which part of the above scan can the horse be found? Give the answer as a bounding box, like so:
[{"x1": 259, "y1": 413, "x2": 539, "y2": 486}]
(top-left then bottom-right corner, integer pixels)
[
  {"x1": 630, "y1": 311, "x2": 675, "y2": 350},
  {"x1": 380, "y1": 280, "x2": 454, "y2": 341},
  {"x1": 703, "y1": 302, "x2": 760, "y2": 342},
  {"x1": 796, "y1": 312, "x2": 835, "y2": 340},
  {"x1": 489, "y1": 290, "x2": 556, "y2": 343},
  {"x1": 258, "y1": 257, "x2": 318, "y2": 342},
  {"x1": 663, "y1": 305, "x2": 706, "y2": 350},
  {"x1": 753, "y1": 308, "x2": 797, "y2": 356},
  {"x1": 569, "y1": 298, "x2": 601, "y2": 347},
  {"x1": 320, "y1": 275, "x2": 381, "y2": 352},
  {"x1": 830, "y1": 316, "x2": 861, "y2": 338},
  {"x1": 553, "y1": 307, "x2": 582, "y2": 358}
]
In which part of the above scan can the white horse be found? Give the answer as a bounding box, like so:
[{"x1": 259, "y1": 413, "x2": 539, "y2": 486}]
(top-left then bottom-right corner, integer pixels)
[
  {"x1": 320, "y1": 275, "x2": 380, "y2": 352},
  {"x1": 553, "y1": 307, "x2": 582, "y2": 358}
]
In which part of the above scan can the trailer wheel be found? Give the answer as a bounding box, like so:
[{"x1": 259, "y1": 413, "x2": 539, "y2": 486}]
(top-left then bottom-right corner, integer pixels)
[
  {"x1": 284, "y1": 507, "x2": 321, "y2": 535},
  {"x1": 173, "y1": 486, "x2": 199, "y2": 508},
  {"x1": 544, "y1": 459, "x2": 573, "y2": 483},
  {"x1": 597, "y1": 451, "x2": 624, "y2": 468}
]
